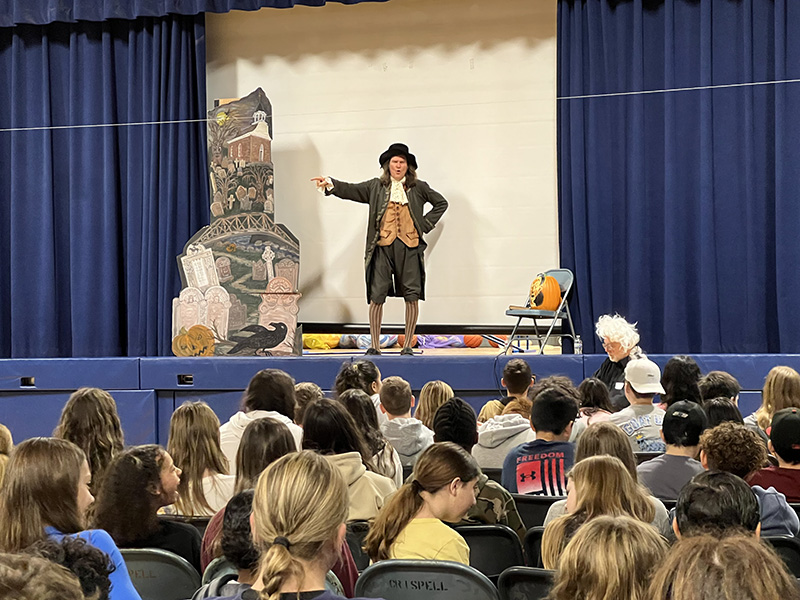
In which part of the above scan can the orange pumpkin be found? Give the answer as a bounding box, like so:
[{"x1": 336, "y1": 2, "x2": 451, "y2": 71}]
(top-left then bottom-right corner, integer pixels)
[
  {"x1": 172, "y1": 325, "x2": 216, "y2": 357},
  {"x1": 530, "y1": 273, "x2": 562, "y2": 311},
  {"x1": 397, "y1": 335, "x2": 418, "y2": 347},
  {"x1": 463, "y1": 335, "x2": 483, "y2": 348}
]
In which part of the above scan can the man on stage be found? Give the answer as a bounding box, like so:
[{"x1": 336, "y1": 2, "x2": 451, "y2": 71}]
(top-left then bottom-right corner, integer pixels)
[{"x1": 312, "y1": 143, "x2": 448, "y2": 355}]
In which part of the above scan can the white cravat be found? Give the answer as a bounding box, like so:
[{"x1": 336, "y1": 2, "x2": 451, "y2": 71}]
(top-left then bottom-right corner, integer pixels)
[{"x1": 390, "y1": 178, "x2": 409, "y2": 205}]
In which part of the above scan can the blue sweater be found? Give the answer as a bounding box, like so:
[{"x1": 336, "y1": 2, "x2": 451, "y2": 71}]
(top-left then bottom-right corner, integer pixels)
[{"x1": 45, "y1": 526, "x2": 142, "y2": 600}]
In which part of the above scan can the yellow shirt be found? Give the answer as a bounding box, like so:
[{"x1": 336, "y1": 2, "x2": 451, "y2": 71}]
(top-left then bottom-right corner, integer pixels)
[{"x1": 390, "y1": 518, "x2": 470, "y2": 565}]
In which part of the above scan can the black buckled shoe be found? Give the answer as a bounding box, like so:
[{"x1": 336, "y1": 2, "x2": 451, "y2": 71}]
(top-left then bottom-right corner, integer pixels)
[
  {"x1": 400, "y1": 347, "x2": 415, "y2": 356},
  {"x1": 365, "y1": 347, "x2": 381, "y2": 356}
]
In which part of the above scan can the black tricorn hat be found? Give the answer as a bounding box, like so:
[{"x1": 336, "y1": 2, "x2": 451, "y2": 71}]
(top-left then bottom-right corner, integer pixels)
[{"x1": 379, "y1": 143, "x2": 418, "y2": 169}]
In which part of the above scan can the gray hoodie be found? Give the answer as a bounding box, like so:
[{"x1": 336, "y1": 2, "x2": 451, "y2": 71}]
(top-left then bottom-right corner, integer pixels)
[
  {"x1": 472, "y1": 414, "x2": 536, "y2": 470},
  {"x1": 380, "y1": 417, "x2": 434, "y2": 467}
]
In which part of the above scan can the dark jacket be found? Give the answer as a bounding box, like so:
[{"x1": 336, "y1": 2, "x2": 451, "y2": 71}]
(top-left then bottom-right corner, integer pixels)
[{"x1": 327, "y1": 177, "x2": 448, "y2": 301}]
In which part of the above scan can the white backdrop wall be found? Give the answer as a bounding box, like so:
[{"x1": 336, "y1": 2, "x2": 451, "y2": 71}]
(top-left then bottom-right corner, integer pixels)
[{"x1": 206, "y1": 0, "x2": 558, "y2": 326}]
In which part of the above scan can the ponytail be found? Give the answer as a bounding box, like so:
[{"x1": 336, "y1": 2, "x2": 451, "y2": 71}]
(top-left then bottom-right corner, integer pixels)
[
  {"x1": 252, "y1": 451, "x2": 348, "y2": 600},
  {"x1": 261, "y1": 543, "x2": 304, "y2": 600},
  {"x1": 364, "y1": 483, "x2": 424, "y2": 561}
]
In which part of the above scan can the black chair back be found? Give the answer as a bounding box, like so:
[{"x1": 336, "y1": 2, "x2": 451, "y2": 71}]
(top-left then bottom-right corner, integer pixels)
[
  {"x1": 355, "y1": 559, "x2": 500, "y2": 600},
  {"x1": 402, "y1": 465, "x2": 414, "y2": 482},
  {"x1": 345, "y1": 520, "x2": 371, "y2": 572},
  {"x1": 121, "y1": 548, "x2": 202, "y2": 600},
  {"x1": 454, "y1": 524, "x2": 524, "y2": 582},
  {"x1": 523, "y1": 526, "x2": 546, "y2": 568},
  {"x1": 511, "y1": 494, "x2": 565, "y2": 529},
  {"x1": 497, "y1": 566, "x2": 555, "y2": 600},
  {"x1": 764, "y1": 536, "x2": 800, "y2": 577}
]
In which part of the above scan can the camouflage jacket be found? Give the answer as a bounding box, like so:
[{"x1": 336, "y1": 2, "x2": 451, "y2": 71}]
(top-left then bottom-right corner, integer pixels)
[{"x1": 459, "y1": 473, "x2": 526, "y2": 541}]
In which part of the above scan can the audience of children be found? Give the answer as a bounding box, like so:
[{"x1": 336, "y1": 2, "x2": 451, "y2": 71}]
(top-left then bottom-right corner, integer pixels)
[
  {"x1": 302, "y1": 398, "x2": 396, "y2": 521},
  {"x1": 337, "y1": 389, "x2": 403, "y2": 487},
  {"x1": 547, "y1": 515, "x2": 668, "y2": 600},
  {"x1": 477, "y1": 359, "x2": 533, "y2": 422},
  {"x1": 7, "y1": 358, "x2": 800, "y2": 600},
  {"x1": 747, "y1": 407, "x2": 800, "y2": 501},
  {"x1": 637, "y1": 400, "x2": 707, "y2": 499},
  {"x1": 431, "y1": 397, "x2": 526, "y2": 540},
  {"x1": 541, "y1": 455, "x2": 656, "y2": 569},
  {"x1": 0, "y1": 437, "x2": 141, "y2": 600},
  {"x1": 378, "y1": 376, "x2": 434, "y2": 466},
  {"x1": 413, "y1": 380, "x2": 454, "y2": 430},
  {"x1": 501, "y1": 387, "x2": 576, "y2": 495},
  {"x1": 608, "y1": 357, "x2": 667, "y2": 452},
  {"x1": 365, "y1": 442, "x2": 478, "y2": 564},
  {"x1": 219, "y1": 369, "x2": 303, "y2": 470},
  {"x1": 92, "y1": 444, "x2": 202, "y2": 573},
  {"x1": 52, "y1": 387, "x2": 124, "y2": 495},
  {"x1": 200, "y1": 416, "x2": 296, "y2": 570},
  {"x1": 543, "y1": 422, "x2": 671, "y2": 537},
  {"x1": 167, "y1": 401, "x2": 235, "y2": 517},
  {"x1": 333, "y1": 360, "x2": 385, "y2": 425}
]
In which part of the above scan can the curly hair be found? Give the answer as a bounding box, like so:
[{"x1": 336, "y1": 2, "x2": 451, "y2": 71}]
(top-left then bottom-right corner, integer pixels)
[
  {"x1": 26, "y1": 536, "x2": 114, "y2": 600},
  {"x1": 92, "y1": 445, "x2": 165, "y2": 545},
  {"x1": 221, "y1": 490, "x2": 259, "y2": 572},
  {"x1": 699, "y1": 422, "x2": 767, "y2": 478},
  {"x1": 53, "y1": 388, "x2": 124, "y2": 494},
  {"x1": 595, "y1": 314, "x2": 640, "y2": 352}
]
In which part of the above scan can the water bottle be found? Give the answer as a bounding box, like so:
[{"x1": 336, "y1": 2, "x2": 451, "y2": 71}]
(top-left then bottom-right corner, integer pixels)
[{"x1": 574, "y1": 335, "x2": 583, "y2": 355}]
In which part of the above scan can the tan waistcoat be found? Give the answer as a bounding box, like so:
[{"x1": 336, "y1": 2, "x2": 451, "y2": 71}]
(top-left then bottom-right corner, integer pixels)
[{"x1": 378, "y1": 201, "x2": 419, "y2": 248}]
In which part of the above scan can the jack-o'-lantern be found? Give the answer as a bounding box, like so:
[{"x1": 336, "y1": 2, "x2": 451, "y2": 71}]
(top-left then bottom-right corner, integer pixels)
[
  {"x1": 172, "y1": 325, "x2": 216, "y2": 357},
  {"x1": 530, "y1": 273, "x2": 562, "y2": 311}
]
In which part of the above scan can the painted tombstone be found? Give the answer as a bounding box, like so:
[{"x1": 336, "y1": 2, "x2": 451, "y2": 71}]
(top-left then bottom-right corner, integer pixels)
[{"x1": 172, "y1": 88, "x2": 301, "y2": 355}]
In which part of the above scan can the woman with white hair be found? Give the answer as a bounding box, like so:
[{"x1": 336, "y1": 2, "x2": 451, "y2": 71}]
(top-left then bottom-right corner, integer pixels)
[{"x1": 593, "y1": 314, "x2": 643, "y2": 410}]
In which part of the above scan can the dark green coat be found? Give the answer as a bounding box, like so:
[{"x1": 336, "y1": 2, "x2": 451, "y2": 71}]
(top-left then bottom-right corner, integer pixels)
[{"x1": 327, "y1": 177, "x2": 448, "y2": 302}]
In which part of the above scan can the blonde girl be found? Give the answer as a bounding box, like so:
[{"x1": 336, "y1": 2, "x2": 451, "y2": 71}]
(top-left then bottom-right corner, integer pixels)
[
  {"x1": 414, "y1": 380, "x2": 454, "y2": 430},
  {"x1": 548, "y1": 515, "x2": 668, "y2": 600},
  {"x1": 364, "y1": 442, "x2": 479, "y2": 565},
  {"x1": 541, "y1": 455, "x2": 655, "y2": 569},
  {"x1": 747, "y1": 366, "x2": 800, "y2": 431},
  {"x1": 251, "y1": 450, "x2": 369, "y2": 600},
  {"x1": 167, "y1": 400, "x2": 234, "y2": 516}
]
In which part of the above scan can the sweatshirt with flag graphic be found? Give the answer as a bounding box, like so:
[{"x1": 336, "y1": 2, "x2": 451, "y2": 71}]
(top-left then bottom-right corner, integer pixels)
[{"x1": 501, "y1": 440, "x2": 574, "y2": 495}]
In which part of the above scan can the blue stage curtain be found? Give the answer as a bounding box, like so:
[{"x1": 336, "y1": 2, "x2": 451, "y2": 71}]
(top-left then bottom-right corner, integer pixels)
[
  {"x1": 558, "y1": 0, "x2": 800, "y2": 354},
  {"x1": 0, "y1": 14, "x2": 208, "y2": 357},
  {"x1": 0, "y1": 0, "x2": 387, "y2": 27}
]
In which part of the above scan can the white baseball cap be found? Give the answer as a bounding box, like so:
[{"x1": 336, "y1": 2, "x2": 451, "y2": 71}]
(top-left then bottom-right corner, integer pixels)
[{"x1": 624, "y1": 358, "x2": 665, "y2": 395}]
